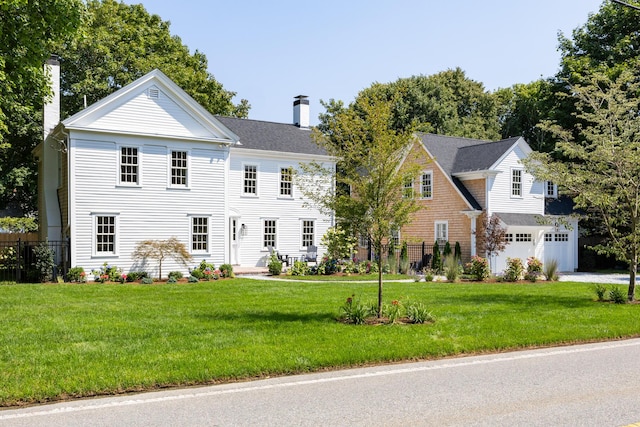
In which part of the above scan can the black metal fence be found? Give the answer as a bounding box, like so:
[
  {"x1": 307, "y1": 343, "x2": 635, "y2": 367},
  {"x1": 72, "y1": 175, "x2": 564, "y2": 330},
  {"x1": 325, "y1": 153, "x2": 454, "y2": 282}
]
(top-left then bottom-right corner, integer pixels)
[
  {"x1": 355, "y1": 242, "x2": 434, "y2": 271},
  {"x1": 0, "y1": 239, "x2": 70, "y2": 283}
]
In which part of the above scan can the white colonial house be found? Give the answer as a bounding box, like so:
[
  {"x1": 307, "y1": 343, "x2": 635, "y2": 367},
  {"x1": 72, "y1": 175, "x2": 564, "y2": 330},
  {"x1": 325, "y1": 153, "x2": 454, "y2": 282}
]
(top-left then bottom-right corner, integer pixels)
[{"x1": 35, "y1": 58, "x2": 334, "y2": 277}]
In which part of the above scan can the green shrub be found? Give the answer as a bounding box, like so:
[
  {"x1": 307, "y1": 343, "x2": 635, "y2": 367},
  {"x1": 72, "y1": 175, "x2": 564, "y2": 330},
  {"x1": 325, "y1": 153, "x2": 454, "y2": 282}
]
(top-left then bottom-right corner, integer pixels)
[
  {"x1": 454, "y1": 242, "x2": 462, "y2": 261},
  {"x1": 33, "y1": 242, "x2": 55, "y2": 283},
  {"x1": 431, "y1": 242, "x2": 442, "y2": 274},
  {"x1": 443, "y1": 241, "x2": 452, "y2": 258},
  {"x1": 290, "y1": 260, "x2": 309, "y2": 276},
  {"x1": 444, "y1": 255, "x2": 462, "y2": 282},
  {"x1": 141, "y1": 277, "x2": 154, "y2": 285},
  {"x1": 423, "y1": 268, "x2": 434, "y2": 282},
  {"x1": 168, "y1": 271, "x2": 183, "y2": 280},
  {"x1": 167, "y1": 277, "x2": 177, "y2": 284},
  {"x1": 219, "y1": 264, "x2": 234, "y2": 278},
  {"x1": 67, "y1": 266, "x2": 86, "y2": 283},
  {"x1": 268, "y1": 253, "x2": 282, "y2": 276},
  {"x1": 387, "y1": 242, "x2": 397, "y2": 274},
  {"x1": 544, "y1": 259, "x2": 559, "y2": 281},
  {"x1": 503, "y1": 257, "x2": 524, "y2": 282},
  {"x1": 399, "y1": 242, "x2": 410, "y2": 274},
  {"x1": 609, "y1": 286, "x2": 627, "y2": 304},
  {"x1": 406, "y1": 302, "x2": 434, "y2": 324},
  {"x1": 342, "y1": 260, "x2": 357, "y2": 274},
  {"x1": 187, "y1": 275, "x2": 199, "y2": 283},
  {"x1": 126, "y1": 271, "x2": 147, "y2": 282},
  {"x1": 525, "y1": 257, "x2": 543, "y2": 282},
  {"x1": 468, "y1": 256, "x2": 490, "y2": 281},
  {"x1": 190, "y1": 269, "x2": 204, "y2": 280},
  {"x1": 340, "y1": 295, "x2": 371, "y2": 325},
  {"x1": 594, "y1": 284, "x2": 607, "y2": 301},
  {"x1": 383, "y1": 300, "x2": 402, "y2": 323}
]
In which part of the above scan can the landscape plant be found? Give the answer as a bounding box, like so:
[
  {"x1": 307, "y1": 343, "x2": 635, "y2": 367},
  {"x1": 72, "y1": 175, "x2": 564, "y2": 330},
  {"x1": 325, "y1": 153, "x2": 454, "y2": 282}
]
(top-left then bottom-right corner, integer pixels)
[
  {"x1": 66, "y1": 266, "x2": 86, "y2": 283},
  {"x1": 132, "y1": 237, "x2": 192, "y2": 280},
  {"x1": 399, "y1": 241, "x2": 410, "y2": 274},
  {"x1": 503, "y1": 257, "x2": 524, "y2": 282},
  {"x1": 32, "y1": 242, "x2": 55, "y2": 283},
  {"x1": 544, "y1": 259, "x2": 559, "y2": 281},
  {"x1": 467, "y1": 256, "x2": 490, "y2": 281},
  {"x1": 443, "y1": 255, "x2": 461, "y2": 282},
  {"x1": 431, "y1": 242, "x2": 442, "y2": 274},
  {"x1": 268, "y1": 252, "x2": 283, "y2": 276},
  {"x1": 321, "y1": 226, "x2": 357, "y2": 262},
  {"x1": 525, "y1": 257, "x2": 543, "y2": 282}
]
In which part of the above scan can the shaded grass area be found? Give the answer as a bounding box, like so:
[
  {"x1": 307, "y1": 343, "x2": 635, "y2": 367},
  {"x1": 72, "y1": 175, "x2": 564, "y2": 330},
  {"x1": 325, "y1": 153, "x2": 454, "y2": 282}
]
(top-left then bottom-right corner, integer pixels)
[{"x1": 0, "y1": 279, "x2": 638, "y2": 406}]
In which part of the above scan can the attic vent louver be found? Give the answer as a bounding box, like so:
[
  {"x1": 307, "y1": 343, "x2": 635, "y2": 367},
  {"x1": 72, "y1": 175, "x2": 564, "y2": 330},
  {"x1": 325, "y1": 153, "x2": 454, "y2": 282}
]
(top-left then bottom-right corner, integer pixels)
[{"x1": 148, "y1": 88, "x2": 159, "y2": 99}]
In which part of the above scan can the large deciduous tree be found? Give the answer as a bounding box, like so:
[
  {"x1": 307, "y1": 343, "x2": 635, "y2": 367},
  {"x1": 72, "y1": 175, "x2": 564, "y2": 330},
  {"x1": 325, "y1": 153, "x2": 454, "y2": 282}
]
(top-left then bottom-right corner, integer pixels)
[
  {"x1": 525, "y1": 69, "x2": 640, "y2": 301},
  {"x1": 55, "y1": 0, "x2": 249, "y2": 119},
  {"x1": 298, "y1": 94, "x2": 422, "y2": 317},
  {"x1": 0, "y1": 0, "x2": 84, "y2": 215},
  {"x1": 333, "y1": 69, "x2": 502, "y2": 140}
]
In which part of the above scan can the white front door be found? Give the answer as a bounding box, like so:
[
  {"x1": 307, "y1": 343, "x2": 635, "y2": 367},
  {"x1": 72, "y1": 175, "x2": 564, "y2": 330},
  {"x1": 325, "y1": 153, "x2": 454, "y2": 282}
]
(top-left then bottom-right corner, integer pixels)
[{"x1": 230, "y1": 218, "x2": 239, "y2": 265}]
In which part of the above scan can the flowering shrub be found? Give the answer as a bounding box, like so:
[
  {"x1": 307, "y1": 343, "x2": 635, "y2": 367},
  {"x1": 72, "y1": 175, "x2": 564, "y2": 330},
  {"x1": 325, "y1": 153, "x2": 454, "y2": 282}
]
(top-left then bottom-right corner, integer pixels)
[
  {"x1": 340, "y1": 295, "x2": 435, "y2": 325},
  {"x1": 525, "y1": 257, "x2": 543, "y2": 282},
  {"x1": 317, "y1": 257, "x2": 339, "y2": 275},
  {"x1": 67, "y1": 266, "x2": 86, "y2": 283},
  {"x1": 467, "y1": 256, "x2": 490, "y2": 281},
  {"x1": 384, "y1": 300, "x2": 402, "y2": 323},
  {"x1": 267, "y1": 252, "x2": 282, "y2": 275},
  {"x1": 340, "y1": 295, "x2": 371, "y2": 325},
  {"x1": 289, "y1": 260, "x2": 309, "y2": 276},
  {"x1": 219, "y1": 264, "x2": 234, "y2": 278},
  {"x1": 91, "y1": 262, "x2": 121, "y2": 283},
  {"x1": 503, "y1": 257, "x2": 524, "y2": 282},
  {"x1": 321, "y1": 226, "x2": 357, "y2": 261}
]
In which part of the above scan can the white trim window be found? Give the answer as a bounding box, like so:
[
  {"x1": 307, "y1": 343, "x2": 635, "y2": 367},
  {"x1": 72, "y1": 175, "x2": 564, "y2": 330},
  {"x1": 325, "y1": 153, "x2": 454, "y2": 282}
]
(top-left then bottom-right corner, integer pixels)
[
  {"x1": 119, "y1": 146, "x2": 139, "y2": 185},
  {"x1": 515, "y1": 233, "x2": 532, "y2": 242},
  {"x1": 421, "y1": 171, "x2": 433, "y2": 199},
  {"x1": 170, "y1": 150, "x2": 188, "y2": 187},
  {"x1": 191, "y1": 216, "x2": 209, "y2": 253},
  {"x1": 243, "y1": 164, "x2": 258, "y2": 195},
  {"x1": 263, "y1": 219, "x2": 277, "y2": 249},
  {"x1": 93, "y1": 214, "x2": 118, "y2": 256},
  {"x1": 435, "y1": 221, "x2": 448, "y2": 245},
  {"x1": 301, "y1": 219, "x2": 314, "y2": 248},
  {"x1": 403, "y1": 178, "x2": 414, "y2": 199},
  {"x1": 505, "y1": 233, "x2": 514, "y2": 242},
  {"x1": 511, "y1": 168, "x2": 523, "y2": 197},
  {"x1": 545, "y1": 181, "x2": 557, "y2": 198},
  {"x1": 280, "y1": 167, "x2": 293, "y2": 197}
]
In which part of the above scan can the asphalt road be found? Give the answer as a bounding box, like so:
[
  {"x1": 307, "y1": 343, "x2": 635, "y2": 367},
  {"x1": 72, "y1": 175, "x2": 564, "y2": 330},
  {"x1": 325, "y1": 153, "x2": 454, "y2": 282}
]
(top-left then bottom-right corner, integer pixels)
[{"x1": 3, "y1": 339, "x2": 640, "y2": 426}]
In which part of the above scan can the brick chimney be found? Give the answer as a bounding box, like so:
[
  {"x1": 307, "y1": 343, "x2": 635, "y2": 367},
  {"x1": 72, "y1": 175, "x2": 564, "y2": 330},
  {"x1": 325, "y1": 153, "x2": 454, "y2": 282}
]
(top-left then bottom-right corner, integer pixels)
[
  {"x1": 293, "y1": 95, "x2": 309, "y2": 128},
  {"x1": 43, "y1": 54, "x2": 61, "y2": 140}
]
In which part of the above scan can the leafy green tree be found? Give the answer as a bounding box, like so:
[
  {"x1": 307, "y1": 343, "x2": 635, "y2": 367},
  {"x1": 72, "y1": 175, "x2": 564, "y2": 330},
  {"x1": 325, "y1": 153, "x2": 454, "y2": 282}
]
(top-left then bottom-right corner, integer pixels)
[
  {"x1": 132, "y1": 237, "x2": 193, "y2": 280},
  {"x1": 55, "y1": 0, "x2": 249, "y2": 120},
  {"x1": 298, "y1": 94, "x2": 422, "y2": 317},
  {"x1": 343, "y1": 68, "x2": 502, "y2": 140},
  {"x1": 525, "y1": 70, "x2": 640, "y2": 301},
  {"x1": 0, "y1": 0, "x2": 84, "y2": 214}
]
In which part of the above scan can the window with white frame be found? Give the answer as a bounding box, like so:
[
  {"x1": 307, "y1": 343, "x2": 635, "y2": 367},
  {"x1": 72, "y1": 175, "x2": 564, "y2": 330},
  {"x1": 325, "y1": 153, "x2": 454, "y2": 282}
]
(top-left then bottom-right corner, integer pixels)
[
  {"x1": 280, "y1": 167, "x2": 293, "y2": 197},
  {"x1": 546, "y1": 181, "x2": 557, "y2": 198},
  {"x1": 421, "y1": 171, "x2": 433, "y2": 199},
  {"x1": 544, "y1": 233, "x2": 553, "y2": 242},
  {"x1": 263, "y1": 219, "x2": 277, "y2": 249},
  {"x1": 505, "y1": 233, "x2": 514, "y2": 242},
  {"x1": 555, "y1": 233, "x2": 569, "y2": 242},
  {"x1": 403, "y1": 178, "x2": 414, "y2": 199},
  {"x1": 170, "y1": 150, "x2": 188, "y2": 186},
  {"x1": 511, "y1": 168, "x2": 522, "y2": 197},
  {"x1": 120, "y1": 146, "x2": 138, "y2": 184},
  {"x1": 435, "y1": 221, "x2": 448, "y2": 244},
  {"x1": 95, "y1": 215, "x2": 116, "y2": 254},
  {"x1": 191, "y1": 217, "x2": 209, "y2": 252},
  {"x1": 302, "y1": 220, "x2": 314, "y2": 248},
  {"x1": 515, "y1": 233, "x2": 532, "y2": 242},
  {"x1": 243, "y1": 165, "x2": 257, "y2": 195},
  {"x1": 391, "y1": 229, "x2": 400, "y2": 247}
]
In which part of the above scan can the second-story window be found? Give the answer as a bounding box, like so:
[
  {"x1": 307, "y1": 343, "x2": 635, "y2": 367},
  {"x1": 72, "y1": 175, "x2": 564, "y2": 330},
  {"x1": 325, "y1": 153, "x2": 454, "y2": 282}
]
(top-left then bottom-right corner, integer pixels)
[
  {"x1": 280, "y1": 167, "x2": 292, "y2": 197},
  {"x1": 120, "y1": 147, "x2": 138, "y2": 184},
  {"x1": 421, "y1": 171, "x2": 433, "y2": 199},
  {"x1": 511, "y1": 169, "x2": 522, "y2": 197},
  {"x1": 403, "y1": 178, "x2": 414, "y2": 199},
  {"x1": 244, "y1": 165, "x2": 257, "y2": 195},
  {"x1": 171, "y1": 151, "x2": 188, "y2": 186},
  {"x1": 546, "y1": 181, "x2": 557, "y2": 198}
]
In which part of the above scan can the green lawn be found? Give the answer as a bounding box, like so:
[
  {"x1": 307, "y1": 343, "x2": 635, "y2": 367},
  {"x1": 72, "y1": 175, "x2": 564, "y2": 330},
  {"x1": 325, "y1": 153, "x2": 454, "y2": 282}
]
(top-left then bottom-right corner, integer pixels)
[{"x1": 0, "y1": 279, "x2": 638, "y2": 406}]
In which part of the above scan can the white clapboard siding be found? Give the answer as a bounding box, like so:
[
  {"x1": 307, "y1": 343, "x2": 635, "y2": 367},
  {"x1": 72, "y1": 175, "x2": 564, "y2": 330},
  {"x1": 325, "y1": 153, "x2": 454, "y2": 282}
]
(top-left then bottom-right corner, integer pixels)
[
  {"x1": 487, "y1": 146, "x2": 544, "y2": 215},
  {"x1": 70, "y1": 133, "x2": 227, "y2": 277},
  {"x1": 228, "y1": 151, "x2": 333, "y2": 267}
]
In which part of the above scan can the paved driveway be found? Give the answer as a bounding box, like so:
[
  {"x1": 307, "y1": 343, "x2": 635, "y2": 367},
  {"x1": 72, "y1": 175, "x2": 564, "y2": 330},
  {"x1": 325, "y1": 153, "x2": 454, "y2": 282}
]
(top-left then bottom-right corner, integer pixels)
[{"x1": 559, "y1": 272, "x2": 632, "y2": 284}]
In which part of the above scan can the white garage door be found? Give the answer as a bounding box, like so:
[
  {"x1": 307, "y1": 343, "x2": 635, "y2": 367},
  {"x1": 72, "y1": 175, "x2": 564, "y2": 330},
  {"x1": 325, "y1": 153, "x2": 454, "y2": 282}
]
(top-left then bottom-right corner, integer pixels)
[{"x1": 544, "y1": 232, "x2": 573, "y2": 272}]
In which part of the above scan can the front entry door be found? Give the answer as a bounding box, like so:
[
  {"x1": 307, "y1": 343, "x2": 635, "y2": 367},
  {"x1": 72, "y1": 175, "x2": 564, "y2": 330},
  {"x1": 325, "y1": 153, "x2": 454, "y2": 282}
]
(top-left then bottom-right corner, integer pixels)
[{"x1": 230, "y1": 218, "x2": 239, "y2": 265}]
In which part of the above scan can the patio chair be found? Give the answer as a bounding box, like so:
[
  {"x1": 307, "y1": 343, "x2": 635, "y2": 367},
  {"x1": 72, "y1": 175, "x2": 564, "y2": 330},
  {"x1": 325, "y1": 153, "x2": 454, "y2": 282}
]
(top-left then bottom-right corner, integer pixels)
[
  {"x1": 304, "y1": 245, "x2": 318, "y2": 265},
  {"x1": 268, "y1": 246, "x2": 289, "y2": 266}
]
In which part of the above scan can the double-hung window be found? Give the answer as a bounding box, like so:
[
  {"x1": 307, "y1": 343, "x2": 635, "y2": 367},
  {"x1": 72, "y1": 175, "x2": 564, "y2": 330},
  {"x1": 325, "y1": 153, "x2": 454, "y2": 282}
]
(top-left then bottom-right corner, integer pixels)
[
  {"x1": 511, "y1": 168, "x2": 522, "y2": 197},
  {"x1": 263, "y1": 219, "x2": 277, "y2": 249},
  {"x1": 302, "y1": 220, "x2": 314, "y2": 248},
  {"x1": 421, "y1": 171, "x2": 433, "y2": 199},
  {"x1": 171, "y1": 150, "x2": 188, "y2": 187},
  {"x1": 243, "y1": 165, "x2": 257, "y2": 195},
  {"x1": 280, "y1": 167, "x2": 293, "y2": 197},
  {"x1": 435, "y1": 221, "x2": 448, "y2": 245},
  {"x1": 120, "y1": 147, "x2": 138, "y2": 185},
  {"x1": 191, "y1": 217, "x2": 209, "y2": 252},
  {"x1": 403, "y1": 178, "x2": 414, "y2": 199},
  {"x1": 95, "y1": 215, "x2": 117, "y2": 255},
  {"x1": 546, "y1": 181, "x2": 557, "y2": 198}
]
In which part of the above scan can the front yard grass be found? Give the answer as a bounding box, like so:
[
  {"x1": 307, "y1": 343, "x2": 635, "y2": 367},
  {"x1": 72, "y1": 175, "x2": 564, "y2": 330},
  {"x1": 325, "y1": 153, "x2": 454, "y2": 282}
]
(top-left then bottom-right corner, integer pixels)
[{"x1": 1, "y1": 279, "x2": 639, "y2": 406}]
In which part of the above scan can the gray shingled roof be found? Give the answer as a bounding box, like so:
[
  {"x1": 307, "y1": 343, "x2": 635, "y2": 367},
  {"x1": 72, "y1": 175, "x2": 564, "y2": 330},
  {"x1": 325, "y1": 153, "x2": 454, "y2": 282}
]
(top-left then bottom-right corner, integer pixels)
[
  {"x1": 494, "y1": 212, "x2": 545, "y2": 226},
  {"x1": 419, "y1": 133, "x2": 521, "y2": 176},
  {"x1": 214, "y1": 116, "x2": 328, "y2": 156}
]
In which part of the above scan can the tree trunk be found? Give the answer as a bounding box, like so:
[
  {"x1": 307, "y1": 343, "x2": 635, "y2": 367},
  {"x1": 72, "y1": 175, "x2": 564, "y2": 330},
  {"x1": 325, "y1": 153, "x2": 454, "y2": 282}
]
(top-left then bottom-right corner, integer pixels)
[
  {"x1": 628, "y1": 252, "x2": 637, "y2": 302},
  {"x1": 377, "y1": 258, "x2": 383, "y2": 318}
]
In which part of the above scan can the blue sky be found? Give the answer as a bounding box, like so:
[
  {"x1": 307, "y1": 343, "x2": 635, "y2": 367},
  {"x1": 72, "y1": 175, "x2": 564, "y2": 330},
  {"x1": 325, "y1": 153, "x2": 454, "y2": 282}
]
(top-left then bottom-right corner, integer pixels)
[{"x1": 124, "y1": 0, "x2": 603, "y2": 125}]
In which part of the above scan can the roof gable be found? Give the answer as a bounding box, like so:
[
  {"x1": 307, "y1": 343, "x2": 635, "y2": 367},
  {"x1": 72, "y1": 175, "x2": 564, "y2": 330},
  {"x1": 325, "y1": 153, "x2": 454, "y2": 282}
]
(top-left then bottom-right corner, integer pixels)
[{"x1": 62, "y1": 69, "x2": 238, "y2": 144}]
